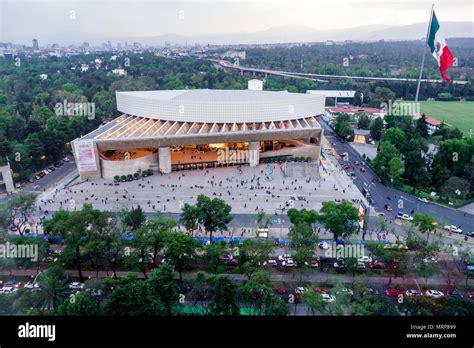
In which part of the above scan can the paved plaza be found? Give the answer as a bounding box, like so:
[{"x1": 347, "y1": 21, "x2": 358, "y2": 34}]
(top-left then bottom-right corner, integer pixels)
[{"x1": 37, "y1": 157, "x2": 366, "y2": 217}]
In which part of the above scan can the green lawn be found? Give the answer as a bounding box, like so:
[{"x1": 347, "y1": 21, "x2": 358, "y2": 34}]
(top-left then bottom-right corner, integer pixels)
[{"x1": 418, "y1": 101, "x2": 474, "y2": 135}]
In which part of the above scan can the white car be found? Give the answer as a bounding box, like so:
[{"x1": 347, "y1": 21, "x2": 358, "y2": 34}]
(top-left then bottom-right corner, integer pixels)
[
  {"x1": 0, "y1": 286, "x2": 18, "y2": 294},
  {"x1": 405, "y1": 289, "x2": 422, "y2": 297},
  {"x1": 68, "y1": 282, "x2": 85, "y2": 290},
  {"x1": 397, "y1": 213, "x2": 414, "y2": 221},
  {"x1": 444, "y1": 225, "x2": 462, "y2": 234},
  {"x1": 360, "y1": 255, "x2": 373, "y2": 263},
  {"x1": 417, "y1": 197, "x2": 429, "y2": 203},
  {"x1": 277, "y1": 254, "x2": 291, "y2": 261},
  {"x1": 295, "y1": 287, "x2": 305, "y2": 294},
  {"x1": 267, "y1": 260, "x2": 277, "y2": 267},
  {"x1": 24, "y1": 281, "x2": 40, "y2": 290},
  {"x1": 339, "y1": 288, "x2": 354, "y2": 296},
  {"x1": 283, "y1": 259, "x2": 296, "y2": 267},
  {"x1": 426, "y1": 290, "x2": 444, "y2": 298},
  {"x1": 63, "y1": 157, "x2": 70, "y2": 162},
  {"x1": 322, "y1": 294, "x2": 336, "y2": 303}
]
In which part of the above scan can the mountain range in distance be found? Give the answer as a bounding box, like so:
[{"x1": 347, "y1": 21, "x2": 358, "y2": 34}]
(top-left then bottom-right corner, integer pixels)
[{"x1": 14, "y1": 22, "x2": 474, "y2": 46}]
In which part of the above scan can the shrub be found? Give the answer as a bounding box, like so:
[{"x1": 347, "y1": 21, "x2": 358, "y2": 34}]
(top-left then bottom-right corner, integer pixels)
[
  {"x1": 120, "y1": 175, "x2": 127, "y2": 182},
  {"x1": 114, "y1": 175, "x2": 120, "y2": 182}
]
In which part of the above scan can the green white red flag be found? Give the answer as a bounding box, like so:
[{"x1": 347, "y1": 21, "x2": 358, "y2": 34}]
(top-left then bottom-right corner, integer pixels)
[{"x1": 427, "y1": 11, "x2": 455, "y2": 82}]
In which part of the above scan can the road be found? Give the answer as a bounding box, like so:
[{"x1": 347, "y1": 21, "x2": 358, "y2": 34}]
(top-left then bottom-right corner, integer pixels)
[
  {"x1": 0, "y1": 159, "x2": 78, "y2": 204},
  {"x1": 319, "y1": 119, "x2": 474, "y2": 234},
  {"x1": 212, "y1": 59, "x2": 468, "y2": 85}
]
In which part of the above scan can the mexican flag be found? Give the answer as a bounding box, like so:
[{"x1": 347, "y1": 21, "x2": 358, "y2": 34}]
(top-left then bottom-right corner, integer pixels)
[{"x1": 427, "y1": 11, "x2": 455, "y2": 82}]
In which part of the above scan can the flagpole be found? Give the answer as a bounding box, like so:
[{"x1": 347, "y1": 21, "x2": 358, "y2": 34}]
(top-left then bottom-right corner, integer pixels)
[{"x1": 414, "y1": 4, "x2": 435, "y2": 105}]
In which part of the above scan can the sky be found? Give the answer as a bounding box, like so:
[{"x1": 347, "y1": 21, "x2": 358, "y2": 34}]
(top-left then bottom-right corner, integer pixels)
[{"x1": 0, "y1": 0, "x2": 473, "y2": 44}]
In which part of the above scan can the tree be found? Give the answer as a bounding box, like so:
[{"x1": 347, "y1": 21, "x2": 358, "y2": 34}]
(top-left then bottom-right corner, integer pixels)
[
  {"x1": 413, "y1": 213, "x2": 438, "y2": 242},
  {"x1": 255, "y1": 209, "x2": 272, "y2": 234},
  {"x1": 120, "y1": 205, "x2": 146, "y2": 232},
  {"x1": 148, "y1": 265, "x2": 180, "y2": 315},
  {"x1": 387, "y1": 157, "x2": 405, "y2": 183},
  {"x1": 383, "y1": 127, "x2": 406, "y2": 149},
  {"x1": 287, "y1": 208, "x2": 318, "y2": 226},
  {"x1": 0, "y1": 193, "x2": 37, "y2": 235},
  {"x1": 238, "y1": 238, "x2": 274, "y2": 280},
  {"x1": 317, "y1": 200, "x2": 360, "y2": 241},
  {"x1": 105, "y1": 279, "x2": 166, "y2": 316},
  {"x1": 350, "y1": 294, "x2": 400, "y2": 316},
  {"x1": 334, "y1": 113, "x2": 354, "y2": 141},
  {"x1": 208, "y1": 275, "x2": 240, "y2": 316},
  {"x1": 180, "y1": 203, "x2": 199, "y2": 236},
  {"x1": 146, "y1": 217, "x2": 175, "y2": 267},
  {"x1": 56, "y1": 292, "x2": 103, "y2": 316},
  {"x1": 195, "y1": 194, "x2": 232, "y2": 242},
  {"x1": 239, "y1": 271, "x2": 272, "y2": 313},
  {"x1": 370, "y1": 244, "x2": 409, "y2": 285},
  {"x1": 369, "y1": 117, "x2": 384, "y2": 141},
  {"x1": 163, "y1": 231, "x2": 199, "y2": 281},
  {"x1": 357, "y1": 113, "x2": 371, "y2": 130},
  {"x1": 203, "y1": 243, "x2": 227, "y2": 274},
  {"x1": 302, "y1": 289, "x2": 328, "y2": 315},
  {"x1": 442, "y1": 297, "x2": 474, "y2": 316},
  {"x1": 372, "y1": 141, "x2": 399, "y2": 177},
  {"x1": 36, "y1": 265, "x2": 70, "y2": 311},
  {"x1": 126, "y1": 225, "x2": 153, "y2": 279},
  {"x1": 44, "y1": 205, "x2": 105, "y2": 282}
]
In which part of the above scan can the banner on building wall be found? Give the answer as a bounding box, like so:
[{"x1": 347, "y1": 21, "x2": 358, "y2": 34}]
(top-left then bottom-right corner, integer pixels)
[{"x1": 75, "y1": 140, "x2": 98, "y2": 172}]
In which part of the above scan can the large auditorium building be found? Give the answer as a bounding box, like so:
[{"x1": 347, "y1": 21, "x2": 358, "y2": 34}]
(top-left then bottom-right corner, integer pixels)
[{"x1": 71, "y1": 88, "x2": 325, "y2": 180}]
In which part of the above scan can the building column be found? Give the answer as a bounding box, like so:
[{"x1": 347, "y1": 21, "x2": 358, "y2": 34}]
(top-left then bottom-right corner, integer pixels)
[
  {"x1": 158, "y1": 147, "x2": 171, "y2": 174},
  {"x1": 248, "y1": 141, "x2": 260, "y2": 167}
]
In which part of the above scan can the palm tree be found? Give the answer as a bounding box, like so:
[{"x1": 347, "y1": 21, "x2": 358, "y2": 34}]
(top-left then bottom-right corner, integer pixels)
[{"x1": 37, "y1": 265, "x2": 69, "y2": 311}]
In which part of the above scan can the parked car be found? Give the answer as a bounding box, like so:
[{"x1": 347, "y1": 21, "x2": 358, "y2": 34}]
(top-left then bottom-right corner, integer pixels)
[
  {"x1": 267, "y1": 259, "x2": 277, "y2": 267},
  {"x1": 68, "y1": 282, "x2": 85, "y2": 290},
  {"x1": 444, "y1": 225, "x2": 463, "y2": 234},
  {"x1": 384, "y1": 289, "x2": 403, "y2": 297},
  {"x1": 425, "y1": 290, "x2": 444, "y2": 298},
  {"x1": 397, "y1": 212, "x2": 414, "y2": 221},
  {"x1": 447, "y1": 289, "x2": 463, "y2": 298},
  {"x1": 338, "y1": 288, "x2": 354, "y2": 297},
  {"x1": 364, "y1": 288, "x2": 380, "y2": 296},
  {"x1": 312, "y1": 288, "x2": 327, "y2": 294},
  {"x1": 0, "y1": 286, "x2": 18, "y2": 294},
  {"x1": 417, "y1": 197, "x2": 429, "y2": 203},
  {"x1": 295, "y1": 287, "x2": 305, "y2": 294},
  {"x1": 384, "y1": 204, "x2": 393, "y2": 212},
  {"x1": 283, "y1": 259, "x2": 296, "y2": 267},
  {"x1": 24, "y1": 281, "x2": 40, "y2": 290},
  {"x1": 467, "y1": 232, "x2": 474, "y2": 237},
  {"x1": 359, "y1": 167, "x2": 366, "y2": 172},
  {"x1": 369, "y1": 260, "x2": 385, "y2": 269},
  {"x1": 322, "y1": 294, "x2": 336, "y2": 303},
  {"x1": 405, "y1": 289, "x2": 422, "y2": 297},
  {"x1": 273, "y1": 287, "x2": 286, "y2": 295}
]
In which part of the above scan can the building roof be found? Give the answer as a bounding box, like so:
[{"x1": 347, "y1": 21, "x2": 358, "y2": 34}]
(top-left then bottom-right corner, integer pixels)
[
  {"x1": 116, "y1": 89, "x2": 325, "y2": 123},
  {"x1": 414, "y1": 115, "x2": 442, "y2": 126},
  {"x1": 307, "y1": 90, "x2": 355, "y2": 98},
  {"x1": 327, "y1": 105, "x2": 382, "y2": 114},
  {"x1": 79, "y1": 114, "x2": 321, "y2": 141}
]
